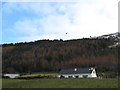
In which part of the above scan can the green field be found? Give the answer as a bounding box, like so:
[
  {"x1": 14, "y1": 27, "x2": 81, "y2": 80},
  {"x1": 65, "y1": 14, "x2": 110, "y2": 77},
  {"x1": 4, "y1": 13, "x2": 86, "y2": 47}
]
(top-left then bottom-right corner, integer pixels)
[
  {"x1": 18, "y1": 73, "x2": 58, "y2": 78},
  {"x1": 2, "y1": 78, "x2": 118, "y2": 88}
]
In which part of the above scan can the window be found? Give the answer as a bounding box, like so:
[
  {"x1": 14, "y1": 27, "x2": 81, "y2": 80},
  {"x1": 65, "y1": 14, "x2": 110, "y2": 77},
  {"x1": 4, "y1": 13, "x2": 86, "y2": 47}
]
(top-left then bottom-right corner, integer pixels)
[
  {"x1": 68, "y1": 76, "x2": 73, "y2": 78},
  {"x1": 82, "y1": 75, "x2": 88, "y2": 78}
]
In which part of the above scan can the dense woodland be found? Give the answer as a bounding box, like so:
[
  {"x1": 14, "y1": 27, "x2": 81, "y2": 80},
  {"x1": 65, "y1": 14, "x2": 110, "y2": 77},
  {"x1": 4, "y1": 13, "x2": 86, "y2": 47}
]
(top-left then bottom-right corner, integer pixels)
[{"x1": 2, "y1": 36, "x2": 119, "y2": 77}]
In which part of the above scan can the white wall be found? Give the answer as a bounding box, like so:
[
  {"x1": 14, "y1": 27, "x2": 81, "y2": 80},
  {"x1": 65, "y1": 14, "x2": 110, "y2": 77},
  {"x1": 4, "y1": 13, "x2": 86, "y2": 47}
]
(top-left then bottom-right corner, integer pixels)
[
  {"x1": 59, "y1": 74, "x2": 92, "y2": 78},
  {"x1": 91, "y1": 68, "x2": 97, "y2": 78}
]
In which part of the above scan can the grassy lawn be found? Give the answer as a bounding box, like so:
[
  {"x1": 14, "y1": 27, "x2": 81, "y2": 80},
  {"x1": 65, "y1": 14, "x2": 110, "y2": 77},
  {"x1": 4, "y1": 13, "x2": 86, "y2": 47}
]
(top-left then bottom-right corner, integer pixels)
[
  {"x1": 2, "y1": 78, "x2": 118, "y2": 88},
  {"x1": 18, "y1": 73, "x2": 58, "y2": 77}
]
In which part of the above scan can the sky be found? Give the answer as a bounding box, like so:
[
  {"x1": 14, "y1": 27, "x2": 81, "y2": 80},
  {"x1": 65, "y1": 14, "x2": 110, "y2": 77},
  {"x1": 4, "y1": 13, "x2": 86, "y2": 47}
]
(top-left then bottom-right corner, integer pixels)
[{"x1": 2, "y1": 0, "x2": 120, "y2": 43}]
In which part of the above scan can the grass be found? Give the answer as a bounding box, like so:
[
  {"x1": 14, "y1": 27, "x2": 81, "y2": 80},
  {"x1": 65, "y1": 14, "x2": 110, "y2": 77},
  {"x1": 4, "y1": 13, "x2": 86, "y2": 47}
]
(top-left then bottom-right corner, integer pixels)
[
  {"x1": 2, "y1": 78, "x2": 118, "y2": 88},
  {"x1": 18, "y1": 73, "x2": 58, "y2": 77}
]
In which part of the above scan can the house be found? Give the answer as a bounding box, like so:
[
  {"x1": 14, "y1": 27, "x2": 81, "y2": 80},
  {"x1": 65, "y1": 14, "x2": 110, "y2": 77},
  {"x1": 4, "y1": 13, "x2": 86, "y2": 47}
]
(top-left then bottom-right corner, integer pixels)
[
  {"x1": 58, "y1": 67, "x2": 97, "y2": 78},
  {"x1": 4, "y1": 74, "x2": 20, "y2": 78}
]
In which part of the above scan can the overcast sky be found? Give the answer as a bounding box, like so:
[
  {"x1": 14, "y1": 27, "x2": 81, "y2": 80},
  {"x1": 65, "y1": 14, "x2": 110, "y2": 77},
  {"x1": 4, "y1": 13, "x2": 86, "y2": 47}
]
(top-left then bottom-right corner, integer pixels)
[{"x1": 2, "y1": 0, "x2": 119, "y2": 43}]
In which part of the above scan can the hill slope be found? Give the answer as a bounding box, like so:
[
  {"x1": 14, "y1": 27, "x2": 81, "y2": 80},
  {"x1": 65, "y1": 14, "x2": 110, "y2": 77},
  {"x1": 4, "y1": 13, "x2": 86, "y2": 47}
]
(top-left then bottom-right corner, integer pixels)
[{"x1": 2, "y1": 32, "x2": 119, "y2": 77}]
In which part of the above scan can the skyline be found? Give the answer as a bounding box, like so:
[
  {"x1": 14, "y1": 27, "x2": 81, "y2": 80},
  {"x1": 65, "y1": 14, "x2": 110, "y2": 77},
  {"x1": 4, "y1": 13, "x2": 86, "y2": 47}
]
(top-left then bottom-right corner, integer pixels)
[{"x1": 2, "y1": 0, "x2": 119, "y2": 43}]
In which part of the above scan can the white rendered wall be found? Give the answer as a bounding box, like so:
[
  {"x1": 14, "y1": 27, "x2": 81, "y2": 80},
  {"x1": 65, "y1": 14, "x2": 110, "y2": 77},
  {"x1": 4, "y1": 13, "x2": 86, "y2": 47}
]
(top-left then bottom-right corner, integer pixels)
[
  {"x1": 91, "y1": 69, "x2": 97, "y2": 78},
  {"x1": 59, "y1": 74, "x2": 92, "y2": 78}
]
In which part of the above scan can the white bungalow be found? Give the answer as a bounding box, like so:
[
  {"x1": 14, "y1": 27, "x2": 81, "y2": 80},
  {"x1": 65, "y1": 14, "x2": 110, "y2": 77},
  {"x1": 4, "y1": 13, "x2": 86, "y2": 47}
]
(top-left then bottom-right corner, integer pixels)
[
  {"x1": 4, "y1": 74, "x2": 20, "y2": 78},
  {"x1": 58, "y1": 67, "x2": 97, "y2": 78}
]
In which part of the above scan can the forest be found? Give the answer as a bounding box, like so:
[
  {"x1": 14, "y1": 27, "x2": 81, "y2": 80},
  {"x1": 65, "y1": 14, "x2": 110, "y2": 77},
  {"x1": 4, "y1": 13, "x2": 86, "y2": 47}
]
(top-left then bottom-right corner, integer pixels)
[{"x1": 2, "y1": 36, "x2": 119, "y2": 78}]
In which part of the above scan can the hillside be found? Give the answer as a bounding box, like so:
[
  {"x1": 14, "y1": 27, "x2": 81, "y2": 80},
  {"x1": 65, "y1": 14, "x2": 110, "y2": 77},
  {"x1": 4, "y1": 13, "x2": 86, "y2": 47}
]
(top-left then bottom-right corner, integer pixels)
[{"x1": 2, "y1": 32, "x2": 119, "y2": 77}]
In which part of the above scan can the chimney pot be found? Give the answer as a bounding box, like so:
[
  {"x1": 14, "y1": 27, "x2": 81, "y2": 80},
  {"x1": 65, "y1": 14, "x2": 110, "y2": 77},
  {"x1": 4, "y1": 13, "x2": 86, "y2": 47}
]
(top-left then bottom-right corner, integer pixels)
[{"x1": 74, "y1": 68, "x2": 77, "y2": 71}]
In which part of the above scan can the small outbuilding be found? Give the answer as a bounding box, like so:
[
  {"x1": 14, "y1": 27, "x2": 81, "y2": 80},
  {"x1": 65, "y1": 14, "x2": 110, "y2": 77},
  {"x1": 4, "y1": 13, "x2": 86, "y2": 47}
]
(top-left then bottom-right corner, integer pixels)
[
  {"x1": 4, "y1": 74, "x2": 20, "y2": 78},
  {"x1": 58, "y1": 67, "x2": 97, "y2": 78}
]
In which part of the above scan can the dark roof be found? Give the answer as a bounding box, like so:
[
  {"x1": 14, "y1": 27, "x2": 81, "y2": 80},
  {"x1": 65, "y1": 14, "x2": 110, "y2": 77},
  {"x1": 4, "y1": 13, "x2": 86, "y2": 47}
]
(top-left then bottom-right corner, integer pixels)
[{"x1": 59, "y1": 68, "x2": 92, "y2": 74}]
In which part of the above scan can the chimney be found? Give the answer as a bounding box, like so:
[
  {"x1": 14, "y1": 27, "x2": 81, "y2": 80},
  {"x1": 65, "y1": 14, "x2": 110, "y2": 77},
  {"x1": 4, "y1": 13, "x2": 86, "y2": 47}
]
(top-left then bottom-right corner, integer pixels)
[
  {"x1": 91, "y1": 67, "x2": 94, "y2": 70},
  {"x1": 74, "y1": 68, "x2": 77, "y2": 71}
]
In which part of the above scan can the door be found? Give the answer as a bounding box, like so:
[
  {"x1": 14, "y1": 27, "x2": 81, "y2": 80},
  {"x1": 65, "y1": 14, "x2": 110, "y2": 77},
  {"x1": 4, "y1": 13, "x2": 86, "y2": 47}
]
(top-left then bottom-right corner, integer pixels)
[{"x1": 75, "y1": 76, "x2": 79, "y2": 78}]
